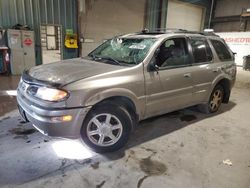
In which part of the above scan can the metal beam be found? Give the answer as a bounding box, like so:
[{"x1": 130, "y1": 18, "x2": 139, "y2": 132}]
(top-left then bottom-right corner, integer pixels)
[{"x1": 212, "y1": 15, "x2": 241, "y2": 23}]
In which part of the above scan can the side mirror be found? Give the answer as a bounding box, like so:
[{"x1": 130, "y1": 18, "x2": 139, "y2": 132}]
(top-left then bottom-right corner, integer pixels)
[
  {"x1": 148, "y1": 61, "x2": 159, "y2": 72},
  {"x1": 155, "y1": 48, "x2": 160, "y2": 56},
  {"x1": 148, "y1": 48, "x2": 160, "y2": 72}
]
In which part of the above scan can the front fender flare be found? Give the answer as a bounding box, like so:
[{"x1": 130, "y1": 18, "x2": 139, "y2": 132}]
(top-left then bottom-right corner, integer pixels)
[{"x1": 83, "y1": 88, "x2": 145, "y2": 118}]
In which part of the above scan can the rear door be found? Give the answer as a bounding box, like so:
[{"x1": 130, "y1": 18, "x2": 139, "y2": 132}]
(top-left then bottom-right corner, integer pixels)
[
  {"x1": 188, "y1": 37, "x2": 219, "y2": 103},
  {"x1": 209, "y1": 39, "x2": 236, "y2": 86}
]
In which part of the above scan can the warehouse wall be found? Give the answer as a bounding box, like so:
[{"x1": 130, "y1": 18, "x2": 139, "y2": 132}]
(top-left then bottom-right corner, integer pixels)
[
  {"x1": 80, "y1": 0, "x2": 146, "y2": 56},
  {"x1": 167, "y1": 0, "x2": 205, "y2": 31},
  {"x1": 180, "y1": 0, "x2": 211, "y2": 28},
  {"x1": 212, "y1": 0, "x2": 250, "y2": 32},
  {"x1": 0, "y1": 0, "x2": 212, "y2": 64},
  {"x1": 213, "y1": 22, "x2": 242, "y2": 32},
  {"x1": 0, "y1": 0, "x2": 78, "y2": 65},
  {"x1": 80, "y1": 0, "x2": 212, "y2": 56},
  {"x1": 214, "y1": 0, "x2": 250, "y2": 17}
]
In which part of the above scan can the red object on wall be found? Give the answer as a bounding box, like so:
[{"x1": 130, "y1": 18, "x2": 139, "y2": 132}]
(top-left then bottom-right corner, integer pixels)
[{"x1": 23, "y1": 38, "x2": 33, "y2": 46}]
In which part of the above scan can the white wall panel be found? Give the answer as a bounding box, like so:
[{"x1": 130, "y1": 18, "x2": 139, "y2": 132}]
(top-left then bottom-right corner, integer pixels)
[
  {"x1": 217, "y1": 32, "x2": 250, "y2": 66},
  {"x1": 166, "y1": 0, "x2": 204, "y2": 31}
]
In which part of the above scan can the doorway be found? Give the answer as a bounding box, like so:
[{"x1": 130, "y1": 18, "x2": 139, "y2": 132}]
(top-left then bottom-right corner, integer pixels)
[
  {"x1": 166, "y1": 0, "x2": 205, "y2": 31},
  {"x1": 40, "y1": 24, "x2": 62, "y2": 64}
]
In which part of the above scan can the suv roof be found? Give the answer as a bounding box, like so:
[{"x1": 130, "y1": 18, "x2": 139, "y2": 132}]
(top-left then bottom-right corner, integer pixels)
[
  {"x1": 123, "y1": 28, "x2": 221, "y2": 39},
  {"x1": 139, "y1": 28, "x2": 219, "y2": 36}
]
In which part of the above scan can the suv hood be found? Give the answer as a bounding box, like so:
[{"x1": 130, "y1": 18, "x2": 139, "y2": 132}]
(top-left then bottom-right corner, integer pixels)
[{"x1": 27, "y1": 58, "x2": 125, "y2": 87}]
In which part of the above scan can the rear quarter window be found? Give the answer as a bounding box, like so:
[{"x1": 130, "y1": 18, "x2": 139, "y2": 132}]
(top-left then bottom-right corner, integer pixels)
[{"x1": 210, "y1": 39, "x2": 233, "y2": 61}]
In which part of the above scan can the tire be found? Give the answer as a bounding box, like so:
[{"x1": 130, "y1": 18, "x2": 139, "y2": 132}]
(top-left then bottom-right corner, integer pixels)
[
  {"x1": 199, "y1": 85, "x2": 224, "y2": 114},
  {"x1": 81, "y1": 104, "x2": 132, "y2": 153}
]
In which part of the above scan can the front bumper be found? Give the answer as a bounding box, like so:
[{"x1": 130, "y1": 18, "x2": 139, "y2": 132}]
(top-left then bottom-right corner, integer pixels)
[{"x1": 17, "y1": 89, "x2": 91, "y2": 139}]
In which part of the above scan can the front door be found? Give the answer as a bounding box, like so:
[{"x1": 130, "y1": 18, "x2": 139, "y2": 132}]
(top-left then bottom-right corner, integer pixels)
[{"x1": 144, "y1": 37, "x2": 194, "y2": 118}]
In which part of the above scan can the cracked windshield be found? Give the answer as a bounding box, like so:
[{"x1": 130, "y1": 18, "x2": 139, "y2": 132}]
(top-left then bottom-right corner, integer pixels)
[{"x1": 88, "y1": 38, "x2": 156, "y2": 65}]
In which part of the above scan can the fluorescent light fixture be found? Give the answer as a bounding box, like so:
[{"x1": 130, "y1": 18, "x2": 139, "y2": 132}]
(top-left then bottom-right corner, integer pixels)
[{"x1": 52, "y1": 139, "x2": 93, "y2": 160}]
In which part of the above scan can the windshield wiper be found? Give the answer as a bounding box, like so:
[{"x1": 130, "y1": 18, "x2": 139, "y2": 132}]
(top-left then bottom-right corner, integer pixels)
[
  {"x1": 98, "y1": 56, "x2": 121, "y2": 65},
  {"x1": 89, "y1": 54, "x2": 121, "y2": 65},
  {"x1": 89, "y1": 54, "x2": 97, "y2": 60}
]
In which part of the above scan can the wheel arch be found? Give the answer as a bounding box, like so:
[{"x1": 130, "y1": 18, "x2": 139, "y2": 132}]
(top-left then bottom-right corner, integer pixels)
[
  {"x1": 84, "y1": 89, "x2": 142, "y2": 128},
  {"x1": 93, "y1": 96, "x2": 139, "y2": 128}
]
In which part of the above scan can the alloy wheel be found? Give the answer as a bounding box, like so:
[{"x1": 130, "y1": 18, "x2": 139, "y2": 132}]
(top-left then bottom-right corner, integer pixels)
[
  {"x1": 86, "y1": 113, "x2": 123, "y2": 146},
  {"x1": 210, "y1": 89, "x2": 223, "y2": 112}
]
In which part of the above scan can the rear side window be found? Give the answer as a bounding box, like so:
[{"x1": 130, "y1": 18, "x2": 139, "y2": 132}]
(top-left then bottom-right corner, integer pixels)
[
  {"x1": 190, "y1": 38, "x2": 213, "y2": 63},
  {"x1": 210, "y1": 39, "x2": 232, "y2": 61}
]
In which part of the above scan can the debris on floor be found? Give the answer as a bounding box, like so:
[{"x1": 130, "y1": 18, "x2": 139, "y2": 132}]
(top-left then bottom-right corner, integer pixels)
[
  {"x1": 222, "y1": 159, "x2": 233, "y2": 166},
  {"x1": 90, "y1": 162, "x2": 100, "y2": 169}
]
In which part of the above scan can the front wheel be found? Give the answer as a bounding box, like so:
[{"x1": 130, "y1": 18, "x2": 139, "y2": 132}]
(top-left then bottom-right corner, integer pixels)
[{"x1": 81, "y1": 104, "x2": 132, "y2": 153}]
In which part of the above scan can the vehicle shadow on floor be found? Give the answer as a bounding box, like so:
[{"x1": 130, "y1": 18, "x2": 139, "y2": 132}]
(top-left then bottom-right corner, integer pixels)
[{"x1": 103, "y1": 101, "x2": 236, "y2": 160}]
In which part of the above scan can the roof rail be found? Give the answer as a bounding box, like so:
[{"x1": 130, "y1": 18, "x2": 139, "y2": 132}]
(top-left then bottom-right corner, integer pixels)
[
  {"x1": 141, "y1": 28, "x2": 186, "y2": 34},
  {"x1": 139, "y1": 28, "x2": 219, "y2": 37}
]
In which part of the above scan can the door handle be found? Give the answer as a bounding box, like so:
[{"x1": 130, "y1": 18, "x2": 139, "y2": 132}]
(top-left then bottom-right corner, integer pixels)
[{"x1": 184, "y1": 73, "x2": 191, "y2": 78}]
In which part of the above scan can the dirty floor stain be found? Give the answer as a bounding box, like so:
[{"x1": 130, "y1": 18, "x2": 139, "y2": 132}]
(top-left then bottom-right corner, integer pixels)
[
  {"x1": 96, "y1": 180, "x2": 105, "y2": 188},
  {"x1": 13, "y1": 135, "x2": 29, "y2": 140},
  {"x1": 9, "y1": 127, "x2": 37, "y2": 135},
  {"x1": 19, "y1": 120, "x2": 27, "y2": 124},
  {"x1": 137, "y1": 175, "x2": 148, "y2": 188},
  {"x1": 139, "y1": 157, "x2": 167, "y2": 176}
]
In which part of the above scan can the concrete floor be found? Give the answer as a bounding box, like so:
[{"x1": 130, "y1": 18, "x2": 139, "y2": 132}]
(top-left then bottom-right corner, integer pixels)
[{"x1": 0, "y1": 68, "x2": 250, "y2": 188}]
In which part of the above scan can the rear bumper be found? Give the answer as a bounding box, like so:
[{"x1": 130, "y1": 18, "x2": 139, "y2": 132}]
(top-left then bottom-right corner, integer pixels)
[{"x1": 17, "y1": 89, "x2": 91, "y2": 139}]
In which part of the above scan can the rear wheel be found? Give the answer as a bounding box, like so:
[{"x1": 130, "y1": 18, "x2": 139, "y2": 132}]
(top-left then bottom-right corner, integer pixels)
[
  {"x1": 81, "y1": 104, "x2": 132, "y2": 153},
  {"x1": 199, "y1": 85, "x2": 224, "y2": 114}
]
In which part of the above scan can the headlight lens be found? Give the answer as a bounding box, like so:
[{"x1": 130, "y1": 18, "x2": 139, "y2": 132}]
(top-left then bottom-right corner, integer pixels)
[{"x1": 27, "y1": 86, "x2": 69, "y2": 102}]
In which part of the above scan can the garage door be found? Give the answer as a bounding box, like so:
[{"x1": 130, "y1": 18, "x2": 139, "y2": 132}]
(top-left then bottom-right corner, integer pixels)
[
  {"x1": 166, "y1": 0, "x2": 204, "y2": 31},
  {"x1": 81, "y1": 0, "x2": 145, "y2": 56}
]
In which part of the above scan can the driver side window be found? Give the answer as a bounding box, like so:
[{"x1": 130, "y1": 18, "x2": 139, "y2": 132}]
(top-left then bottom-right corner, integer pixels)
[{"x1": 156, "y1": 38, "x2": 190, "y2": 69}]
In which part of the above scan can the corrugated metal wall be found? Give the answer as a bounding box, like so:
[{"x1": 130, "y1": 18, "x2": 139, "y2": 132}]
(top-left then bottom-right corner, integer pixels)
[
  {"x1": 145, "y1": 0, "x2": 162, "y2": 29},
  {"x1": 0, "y1": 0, "x2": 78, "y2": 65}
]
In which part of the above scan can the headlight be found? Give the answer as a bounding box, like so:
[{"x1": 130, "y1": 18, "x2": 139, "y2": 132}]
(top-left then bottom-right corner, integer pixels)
[{"x1": 27, "y1": 86, "x2": 69, "y2": 102}]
